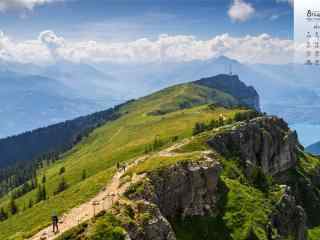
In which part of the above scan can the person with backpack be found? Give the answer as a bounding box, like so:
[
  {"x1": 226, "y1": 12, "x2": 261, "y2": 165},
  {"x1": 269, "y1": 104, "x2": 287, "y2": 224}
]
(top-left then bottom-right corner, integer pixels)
[{"x1": 51, "y1": 211, "x2": 59, "y2": 233}]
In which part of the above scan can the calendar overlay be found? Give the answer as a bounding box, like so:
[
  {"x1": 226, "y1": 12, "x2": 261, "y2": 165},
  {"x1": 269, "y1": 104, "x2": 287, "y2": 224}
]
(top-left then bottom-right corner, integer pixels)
[{"x1": 295, "y1": 0, "x2": 320, "y2": 65}]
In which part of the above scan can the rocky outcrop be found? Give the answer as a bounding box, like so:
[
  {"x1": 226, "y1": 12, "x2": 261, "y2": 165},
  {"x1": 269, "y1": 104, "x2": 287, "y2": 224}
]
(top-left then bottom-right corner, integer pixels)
[
  {"x1": 286, "y1": 163, "x2": 320, "y2": 227},
  {"x1": 117, "y1": 117, "x2": 308, "y2": 240},
  {"x1": 147, "y1": 157, "x2": 222, "y2": 218},
  {"x1": 195, "y1": 74, "x2": 261, "y2": 111},
  {"x1": 115, "y1": 200, "x2": 176, "y2": 240},
  {"x1": 122, "y1": 154, "x2": 222, "y2": 240},
  {"x1": 207, "y1": 116, "x2": 301, "y2": 176},
  {"x1": 270, "y1": 186, "x2": 307, "y2": 240}
]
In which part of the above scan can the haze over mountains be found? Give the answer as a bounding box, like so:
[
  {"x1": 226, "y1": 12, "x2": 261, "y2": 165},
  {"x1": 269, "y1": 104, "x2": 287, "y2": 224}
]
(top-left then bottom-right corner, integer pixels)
[{"x1": 1, "y1": 56, "x2": 320, "y2": 139}]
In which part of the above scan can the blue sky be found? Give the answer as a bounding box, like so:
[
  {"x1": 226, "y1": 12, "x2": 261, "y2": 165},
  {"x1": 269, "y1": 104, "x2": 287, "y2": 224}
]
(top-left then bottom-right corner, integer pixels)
[
  {"x1": 0, "y1": 0, "x2": 293, "y2": 41},
  {"x1": 0, "y1": 0, "x2": 294, "y2": 65}
]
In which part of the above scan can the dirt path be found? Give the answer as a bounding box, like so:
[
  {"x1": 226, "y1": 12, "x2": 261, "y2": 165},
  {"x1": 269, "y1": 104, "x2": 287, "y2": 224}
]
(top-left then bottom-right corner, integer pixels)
[
  {"x1": 29, "y1": 139, "x2": 188, "y2": 240},
  {"x1": 30, "y1": 171, "x2": 123, "y2": 240},
  {"x1": 106, "y1": 126, "x2": 123, "y2": 144},
  {"x1": 158, "y1": 138, "x2": 191, "y2": 157}
]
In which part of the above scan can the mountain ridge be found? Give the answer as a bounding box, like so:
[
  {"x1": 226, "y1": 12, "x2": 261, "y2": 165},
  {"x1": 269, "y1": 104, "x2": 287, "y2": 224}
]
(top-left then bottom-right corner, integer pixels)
[
  {"x1": 306, "y1": 141, "x2": 320, "y2": 155},
  {"x1": 195, "y1": 74, "x2": 260, "y2": 111},
  {"x1": 0, "y1": 79, "x2": 249, "y2": 239},
  {"x1": 0, "y1": 70, "x2": 117, "y2": 138},
  {"x1": 2, "y1": 56, "x2": 320, "y2": 139},
  {"x1": 0, "y1": 73, "x2": 258, "y2": 169},
  {"x1": 0, "y1": 70, "x2": 320, "y2": 239}
]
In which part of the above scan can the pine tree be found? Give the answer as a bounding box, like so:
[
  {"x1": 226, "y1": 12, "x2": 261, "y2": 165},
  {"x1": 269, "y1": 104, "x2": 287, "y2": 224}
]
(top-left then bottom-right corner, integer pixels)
[
  {"x1": 36, "y1": 185, "x2": 42, "y2": 203},
  {"x1": 0, "y1": 207, "x2": 8, "y2": 221},
  {"x1": 54, "y1": 177, "x2": 68, "y2": 195},
  {"x1": 28, "y1": 199, "x2": 33, "y2": 208},
  {"x1": 59, "y1": 166, "x2": 66, "y2": 175},
  {"x1": 9, "y1": 197, "x2": 18, "y2": 215},
  {"x1": 218, "y1": 116, "x2": 224, "y2": 127},
  {"x1": 192, "y1": 122, "x2": 206, "y2": 135},
  {"x1": 36, "y1": 184, "x2": 47, "y2": 202},
  {"x1": 209, "y1": 119, "x2": 218, "y2": 129},
  {"x1": 82, "y1": 170, "x2": 87, "y2": 180},
  {"x1": 42, "y1": 174, "x2": 46, "y2": 184},
  {"x1": 31, "y1": 174, "x2": 38, "y2": 189},
  {"x1": 42, "y1": 185, "x2": 47, "y2": 200}
]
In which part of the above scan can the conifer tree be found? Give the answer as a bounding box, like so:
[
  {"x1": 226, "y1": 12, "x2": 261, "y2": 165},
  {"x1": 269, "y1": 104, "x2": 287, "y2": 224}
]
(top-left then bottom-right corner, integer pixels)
[
  {"x1": 82, "y1": 170, "x2": 87, "y2": 180},
  {"x1": 42, "y1": 174, "x2": 46, "y2": 184},
  {"x1": 28, "y1": 199, "x2": 33, "y2": 209},
  {"x1": 0, "y1": 207, "x2": 8, "y2": 221},
  {"x1": 9, "y1": 197, "x2": 18, "y2": 215},
  {"x1": 59, "y1": 166, "x2": 66, "y2": 175},
  {"x1": 42, "y1": 185, "x2": 47, "y2": 200},
  {"x1": 54, "y1": 177, "x2": 68, "y2": 195}
]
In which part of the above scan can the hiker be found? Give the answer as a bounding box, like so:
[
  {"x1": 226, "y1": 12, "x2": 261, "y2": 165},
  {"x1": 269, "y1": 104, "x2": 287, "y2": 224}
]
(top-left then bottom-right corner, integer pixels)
[
  {"x1": 117, "y1": 162, "x2": 120, "y2": 171},
  {"x1": 52, "y1": 212, "x2": 59, "y2": 233},
  {"x1": 118, "y1": 163, "x2": 126, "y2": 172},
  {"x1": 120, "y1": 163, "x2": 127, "y2": 172}
]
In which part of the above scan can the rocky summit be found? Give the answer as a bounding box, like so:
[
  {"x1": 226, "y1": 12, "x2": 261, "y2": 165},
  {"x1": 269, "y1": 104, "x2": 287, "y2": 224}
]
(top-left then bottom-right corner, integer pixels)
[
  {"x1": 208, "y1": 116, "x2": 301, "y2": 176},
  {"x1": 195, "y1": 74, "x2": 261, "y2": 111}
]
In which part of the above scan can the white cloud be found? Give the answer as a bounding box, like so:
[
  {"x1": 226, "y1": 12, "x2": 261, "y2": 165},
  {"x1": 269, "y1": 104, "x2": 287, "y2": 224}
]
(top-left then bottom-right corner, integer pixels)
[
  {"x1": 228, "y1": 0, "x2": 255, "y2": 22},
  {"x1": 0, "y1": 32, "x2": 51, "y2": 64},
  {"x1": 39, "y1": 30, "x2": 64, "y2": 48},
  {"x1": 0, "y1": 30, "x2": 296, "y2": 65},
  {"x1": 38, "y1": 30, "x2": 64, "y2": 59},
  {"x1": 0, "y1": 0, "x2": 61, "y2": 12}
]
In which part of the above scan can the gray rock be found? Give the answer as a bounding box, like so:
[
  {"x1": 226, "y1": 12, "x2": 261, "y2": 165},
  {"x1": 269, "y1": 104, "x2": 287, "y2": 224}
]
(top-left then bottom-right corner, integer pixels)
[
  {"x1": 123, "y1": 155, "x2": 222, "y2": 240},
  {"x1": 123, "y1": 201, "x2": 176, "y2": 240},
  {"x1": 270, "y1": 189, "x2": 307, "y2": 240},
  {"x1": 207, "y1": 116, "x2": 300, "y2": 176},
  {"x1": 147, "y1": 158, "x2": 222, "y2": 218}
]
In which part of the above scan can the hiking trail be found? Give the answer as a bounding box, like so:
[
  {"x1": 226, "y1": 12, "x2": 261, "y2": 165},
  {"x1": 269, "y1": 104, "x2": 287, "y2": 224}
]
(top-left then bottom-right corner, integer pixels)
[{"x1": 29, "y1": 139, "x2": 190, "y2": 240}]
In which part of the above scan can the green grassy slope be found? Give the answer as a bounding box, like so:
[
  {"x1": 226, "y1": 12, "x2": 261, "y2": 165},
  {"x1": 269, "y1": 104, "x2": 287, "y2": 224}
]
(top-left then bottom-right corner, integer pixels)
[
  {"x1": 55, "y1": 119, "x2": 281, "y2": 240},
  {"x1": 0, "y1": 81, "x2": 244, "y2": 239},
  {"x1": 159, "y1": 128, "x2": 276, "y2": 240},
  {"x1": 44, "y1": 109, "x2": 320, "y2": 240},
  {"x1": 171, "y1": 129, "x2": 320, "y2": 240}
]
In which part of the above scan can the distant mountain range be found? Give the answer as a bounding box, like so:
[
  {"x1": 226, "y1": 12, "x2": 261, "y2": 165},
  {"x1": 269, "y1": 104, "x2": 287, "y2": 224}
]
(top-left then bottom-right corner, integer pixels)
[
  {"x1": 0, "y1": 67, "x2": 122, "y2": 138},
  {"x1": 306, "y1": 141, "x2": 320, "y2": 155},
  {"x1": 94, "y1": 56, "x2": 320, "y2": 124},
  {"x1": 0, "y1": 73, "x2": 257, "y2": 170},
  {"x1": 1, "y1": 56, "x2": 320, "y2": 137}
]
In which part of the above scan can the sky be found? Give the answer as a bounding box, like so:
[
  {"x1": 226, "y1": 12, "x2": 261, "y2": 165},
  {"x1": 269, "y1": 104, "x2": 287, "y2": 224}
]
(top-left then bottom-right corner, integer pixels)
[{"x1": 0, "y1": 0, "x2": 295, "y2": 65}]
